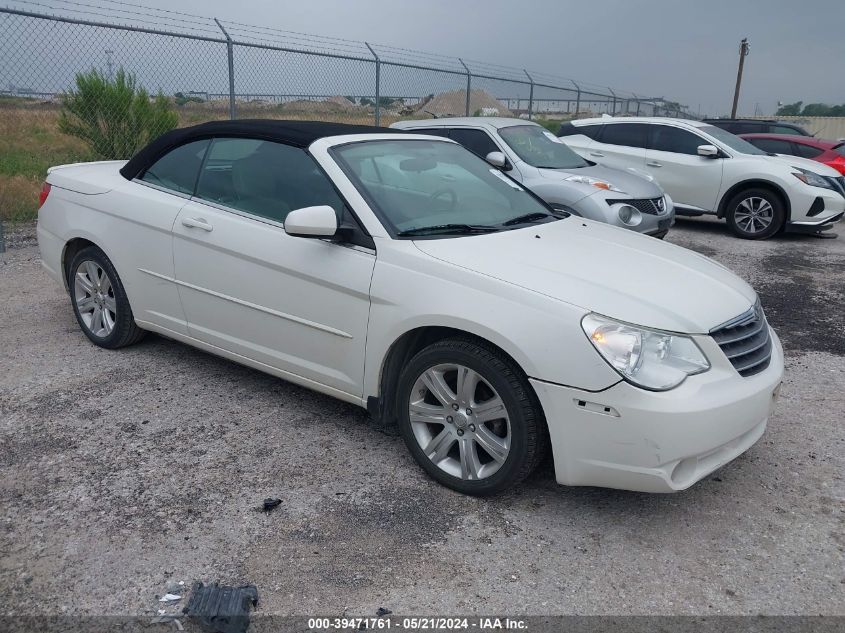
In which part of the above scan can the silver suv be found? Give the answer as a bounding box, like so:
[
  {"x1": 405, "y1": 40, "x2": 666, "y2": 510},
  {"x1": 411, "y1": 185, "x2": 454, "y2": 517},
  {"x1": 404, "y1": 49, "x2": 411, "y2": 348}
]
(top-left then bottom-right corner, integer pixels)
[{"x1": 392, "y1": 117, "x2": 675, "y2": 237}]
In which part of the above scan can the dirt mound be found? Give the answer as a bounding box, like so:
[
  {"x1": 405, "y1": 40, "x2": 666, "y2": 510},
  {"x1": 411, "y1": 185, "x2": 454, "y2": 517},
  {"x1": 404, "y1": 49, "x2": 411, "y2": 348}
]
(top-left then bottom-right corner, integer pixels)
[
  {"x1": 415, "y1": 89, "x2": 513, "y2": 117},
  {"x1": 276, "y1": 97, "x2": 362, "y2": 115}
]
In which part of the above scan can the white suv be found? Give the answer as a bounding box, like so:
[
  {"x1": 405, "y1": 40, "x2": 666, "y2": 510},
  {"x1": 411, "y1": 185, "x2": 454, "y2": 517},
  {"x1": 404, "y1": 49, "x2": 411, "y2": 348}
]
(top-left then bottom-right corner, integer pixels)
[{"x1": 559, "y1": 117, "x2": 845, "y2": 239}]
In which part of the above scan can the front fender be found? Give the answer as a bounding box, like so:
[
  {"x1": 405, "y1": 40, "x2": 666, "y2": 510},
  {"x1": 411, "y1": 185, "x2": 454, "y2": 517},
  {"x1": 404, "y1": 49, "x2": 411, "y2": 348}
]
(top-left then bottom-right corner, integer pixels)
[{"x1": 363, "y1": 245, "x2": 621, "y2": 399}]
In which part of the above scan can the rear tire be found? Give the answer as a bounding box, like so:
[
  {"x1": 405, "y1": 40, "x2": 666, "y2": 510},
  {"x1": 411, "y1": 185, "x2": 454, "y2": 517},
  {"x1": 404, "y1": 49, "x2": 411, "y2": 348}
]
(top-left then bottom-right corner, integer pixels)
[
  {"x1": 67, "y1": 246, "x2": 146, "y2": 349},
  {"x1": 725, "y1": 188, "x2": 785, "y2": 240},
  {"x1": 396, "y1": 337, "x2": 547, "y2": 496}
]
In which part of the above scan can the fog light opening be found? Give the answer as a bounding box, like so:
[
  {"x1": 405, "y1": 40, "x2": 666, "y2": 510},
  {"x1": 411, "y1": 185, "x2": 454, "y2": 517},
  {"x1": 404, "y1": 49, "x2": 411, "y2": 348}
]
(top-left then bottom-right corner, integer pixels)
[{"x1": 615, "y1": 204, "x2": 642, "y2": 227}]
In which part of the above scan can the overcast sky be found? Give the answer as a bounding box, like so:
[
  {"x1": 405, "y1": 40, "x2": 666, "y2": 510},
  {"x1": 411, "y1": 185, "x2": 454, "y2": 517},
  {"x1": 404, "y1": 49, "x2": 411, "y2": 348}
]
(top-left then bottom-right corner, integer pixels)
[{"x1": 22, "y1": 0, "x2": 845, "y2": 116}]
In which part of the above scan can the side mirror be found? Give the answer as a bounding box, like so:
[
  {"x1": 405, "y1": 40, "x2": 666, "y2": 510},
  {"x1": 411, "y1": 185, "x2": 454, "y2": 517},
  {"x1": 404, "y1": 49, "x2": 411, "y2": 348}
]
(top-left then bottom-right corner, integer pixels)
[
  {"x1": 697, "y1": 144, "x2": 720, "y2": 158},
  {"x1": 485, "y1": 151, "x2": 510, "y2": 170},
  {"x1": 284, "y1": 205, "x2": 338, "y2": 239}
]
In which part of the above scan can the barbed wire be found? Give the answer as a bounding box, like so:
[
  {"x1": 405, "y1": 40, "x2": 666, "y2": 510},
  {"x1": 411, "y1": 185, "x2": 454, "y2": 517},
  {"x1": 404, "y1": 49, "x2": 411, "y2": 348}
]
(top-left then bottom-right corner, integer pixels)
[{"x1": 0, "y1": 0, "x2": 692, "y2": 114}]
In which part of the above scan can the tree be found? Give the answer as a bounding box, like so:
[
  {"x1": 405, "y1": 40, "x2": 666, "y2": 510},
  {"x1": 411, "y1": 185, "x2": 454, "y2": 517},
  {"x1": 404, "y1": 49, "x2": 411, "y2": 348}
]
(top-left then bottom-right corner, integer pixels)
[
  {"x1": 775, "y1": 101, "x2": 845, "y2": 117},
  {"x1": 801, "y1": 103, "x2": 832, "y2": 117},
  {"x1": 776, "y1": 101, "x2": 802, "y2": 116},
  {"x1": 59, "y1": 68, "x2": 178, "y2": 159}
]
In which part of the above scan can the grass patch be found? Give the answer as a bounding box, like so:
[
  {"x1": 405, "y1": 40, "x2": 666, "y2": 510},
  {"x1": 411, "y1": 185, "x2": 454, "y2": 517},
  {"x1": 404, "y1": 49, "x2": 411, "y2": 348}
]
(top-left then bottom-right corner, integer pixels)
[
  {"x1": 0, "y1": 106, "x2": 92, "y2": 222},
  {"x1": 533, "y1": 119, "x2": 565, "y2": 134}
]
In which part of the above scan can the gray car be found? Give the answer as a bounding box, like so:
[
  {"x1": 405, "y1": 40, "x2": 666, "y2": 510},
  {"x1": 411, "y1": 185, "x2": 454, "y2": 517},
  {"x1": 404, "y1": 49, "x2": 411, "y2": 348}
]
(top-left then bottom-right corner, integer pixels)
[{"x1": 391, "y1": 117, "x2": 675, "y2": 237}]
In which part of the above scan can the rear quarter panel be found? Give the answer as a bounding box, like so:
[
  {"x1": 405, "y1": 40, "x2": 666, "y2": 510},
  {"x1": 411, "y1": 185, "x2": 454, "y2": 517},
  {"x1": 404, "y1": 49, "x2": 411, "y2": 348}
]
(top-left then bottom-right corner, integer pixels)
[{"x1": 40, "y1": 170, "x2": 190, "y2": 334}]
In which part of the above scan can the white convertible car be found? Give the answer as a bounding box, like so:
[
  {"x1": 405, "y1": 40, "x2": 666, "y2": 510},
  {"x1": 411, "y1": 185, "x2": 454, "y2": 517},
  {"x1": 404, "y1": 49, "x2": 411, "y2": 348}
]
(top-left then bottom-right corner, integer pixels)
[{"x1": 37, "y1": 120, "x2": 784, "y2": 495}]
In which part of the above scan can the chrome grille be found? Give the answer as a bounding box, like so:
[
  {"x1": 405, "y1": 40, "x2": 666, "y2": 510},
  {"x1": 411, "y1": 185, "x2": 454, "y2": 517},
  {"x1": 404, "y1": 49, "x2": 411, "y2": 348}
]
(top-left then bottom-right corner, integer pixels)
[
  {"x1": 710, "y1": 303, "x2": 772, "y2": 377},
  {"x1": 606, "y1": 197, "x2": 666, "y2": 215}
]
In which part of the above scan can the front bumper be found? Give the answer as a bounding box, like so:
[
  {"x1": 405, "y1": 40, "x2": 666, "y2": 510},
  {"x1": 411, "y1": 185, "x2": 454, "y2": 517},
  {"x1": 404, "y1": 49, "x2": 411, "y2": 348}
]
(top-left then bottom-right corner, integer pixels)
[
  {"x1": 572, "y1": 191, "x2": 675, "y2": 236},
  {"x1": 530, "y1": 328, "x2": 784, "y2": 493},
  {"x1": 785, "y1": 210, "x2": 843, "y2": 234},
  {"x1": 786, "y1": 186, "x2": 845, "y2": 231}
]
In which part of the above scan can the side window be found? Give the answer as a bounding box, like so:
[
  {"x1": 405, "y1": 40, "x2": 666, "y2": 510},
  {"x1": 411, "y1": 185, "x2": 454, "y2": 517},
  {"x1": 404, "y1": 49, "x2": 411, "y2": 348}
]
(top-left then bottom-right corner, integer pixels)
[
  {"x1": 556, "y1": 122, "x2": 576, "y2": 137},
  {"x1": 560, "y1": 124, "x2": 602, "y2": 140},
  {"x1": 748, "y1": 138, "x2": 794, "y2": 155},
  {"x1": 448, "y1": 129, "x2": 500, "y2": 158},
  {"x1": 600, "y1": 123, "x2": 648, "y2": 148},
  {"x1": 578, "y1": 125, "x2": 604, "y2": 140},
  {"x1": 793, "y1": 143, "x2": 823, "y2": 159},
  {"x1": 407, "y1": 128, "x2": 451, "y2": 139},
  {"x1": 141, "y1": 139, "x2": 210, "y2": 195},
  {"x1": 771, "y1": 125, "x2": 801, "y2": 136},
  {"x1": 732, "y1": 123, "x2": 759, "y2": 135},
  {"x1": 649, "y1": 125, "x2": 705, "y2": 155},
  {"x1": 195, "y1": 138, "x2": 345, "y2": 223}
]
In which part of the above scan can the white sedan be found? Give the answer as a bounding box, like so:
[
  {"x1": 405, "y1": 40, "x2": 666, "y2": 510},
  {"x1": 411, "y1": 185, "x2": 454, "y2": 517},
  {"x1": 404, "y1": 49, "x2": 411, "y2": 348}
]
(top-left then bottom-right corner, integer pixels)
[{"x1": 37, "y1": 120, "x2": 784, "y2": 495}]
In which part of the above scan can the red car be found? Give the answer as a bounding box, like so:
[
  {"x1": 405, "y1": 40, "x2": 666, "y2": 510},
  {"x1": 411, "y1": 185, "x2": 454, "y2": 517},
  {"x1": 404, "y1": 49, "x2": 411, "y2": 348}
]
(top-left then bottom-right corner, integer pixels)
[{"x1": 740, "y1": 133, "x2": 845, "y2": 175}]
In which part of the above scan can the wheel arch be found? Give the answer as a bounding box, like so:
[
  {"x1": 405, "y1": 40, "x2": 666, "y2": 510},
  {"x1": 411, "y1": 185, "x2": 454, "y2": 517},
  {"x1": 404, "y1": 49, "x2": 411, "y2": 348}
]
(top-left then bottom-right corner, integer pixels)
[
  {"x1": 370, "y1": 325, "x2": 541, "y2": 428},
  {"x1": 717, "y1": 179, "x2": 791, "y2": 220},
  {"x1": 61, "y1": 237, "x2": 98, "y2": 292},
  {"x1": 60, "y1": 234, "x2": 125, "y2": 293}
]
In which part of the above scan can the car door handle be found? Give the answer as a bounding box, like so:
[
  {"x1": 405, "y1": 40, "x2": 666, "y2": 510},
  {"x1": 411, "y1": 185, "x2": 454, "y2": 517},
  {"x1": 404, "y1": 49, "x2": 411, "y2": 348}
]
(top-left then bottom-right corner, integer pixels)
[
  {"x1": 181, "y1": 217, "x2": 213, "y2": 232},
  {"x1": 589, "y1": 152, "x2": 605, "y2": 157},
  {"x1": 646, "y1": 161, "x2": 663, "y2": 168}
]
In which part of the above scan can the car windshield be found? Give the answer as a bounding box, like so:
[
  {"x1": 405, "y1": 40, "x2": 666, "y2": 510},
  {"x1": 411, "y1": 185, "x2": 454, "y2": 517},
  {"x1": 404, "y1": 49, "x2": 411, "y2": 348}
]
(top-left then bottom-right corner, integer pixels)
[
  {"x1": 332, "y1": 139, "x2": 560, "y2": 237},
  {"x1": 498, "y1": 125, "x2": 590, "y2": 169},
  {"x1": 700, "y1": 125, "x2": 767, "y2": 155}
]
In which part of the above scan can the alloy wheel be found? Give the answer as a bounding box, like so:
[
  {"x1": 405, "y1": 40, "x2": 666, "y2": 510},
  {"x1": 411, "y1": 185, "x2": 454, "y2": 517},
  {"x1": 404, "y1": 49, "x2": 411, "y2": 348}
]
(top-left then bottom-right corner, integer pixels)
[
  {"x1": 408, "y1": 363, "x2": 511, "y2": 481},
  {"x1": 73, "y1": 260, "x2": 117, "y2": 338},
  {"x1": 733, "y1": 196, "x2": 774, "y2": 234}
]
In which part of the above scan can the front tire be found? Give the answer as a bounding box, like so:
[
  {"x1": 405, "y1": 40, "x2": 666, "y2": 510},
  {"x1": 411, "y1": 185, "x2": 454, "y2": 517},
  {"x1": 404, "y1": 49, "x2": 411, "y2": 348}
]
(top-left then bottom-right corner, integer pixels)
[
  {"x1": 68, "y1": 246, "x2": 146, "y2": 349},
  {"x1": 396, "y1": 337, "x2": 547, "y2": 496},
  {"x1": 725, "y1": 188, "x2": 785, "y2": 239}
]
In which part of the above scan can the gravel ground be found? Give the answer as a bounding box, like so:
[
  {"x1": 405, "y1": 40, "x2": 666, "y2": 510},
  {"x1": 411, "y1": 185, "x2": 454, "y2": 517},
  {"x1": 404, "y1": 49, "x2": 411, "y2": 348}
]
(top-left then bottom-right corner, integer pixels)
[{"x1": 1, "y1": 217, "x2": 843, "y2": 618}]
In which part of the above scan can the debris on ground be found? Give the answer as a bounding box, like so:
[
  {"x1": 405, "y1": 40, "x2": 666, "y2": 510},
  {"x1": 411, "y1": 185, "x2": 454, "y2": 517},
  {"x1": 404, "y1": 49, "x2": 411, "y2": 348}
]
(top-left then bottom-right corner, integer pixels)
[
  {"x1": 261, "y1": 498, "x2": 282, "y2": 512},
  {"x1": 376, "y1": 607, "x2": 392, "y2": 617},
  {"x1": 159, "y1": 593, "x2": 182, "y2": 602},
  {"x1": 183, "y1": 581, "x2": 259, "y2": 633}
]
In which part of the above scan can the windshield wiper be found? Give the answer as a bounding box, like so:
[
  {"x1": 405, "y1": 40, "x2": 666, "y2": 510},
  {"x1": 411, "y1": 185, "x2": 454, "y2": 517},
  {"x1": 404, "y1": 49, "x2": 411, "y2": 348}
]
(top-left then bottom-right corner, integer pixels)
[
  {"x1": 501, "y1": 212, "x2": 552, "y2": 226},
  {"x1": 397, "y1": 223, "x2": 499, "y2": 237}
]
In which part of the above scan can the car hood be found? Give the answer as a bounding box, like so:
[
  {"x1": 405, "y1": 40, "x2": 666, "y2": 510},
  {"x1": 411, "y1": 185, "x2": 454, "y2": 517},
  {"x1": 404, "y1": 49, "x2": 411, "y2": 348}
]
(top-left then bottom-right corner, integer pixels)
[
  {"x1": 413, "y1": 218, "x2": 756, "y2": 333},
  {"x1": 538, "y1": 164, "x2": 664, "y2": 198},
  {"x1": 762, "y1": 153, "x2": 841, "y2": 176}
]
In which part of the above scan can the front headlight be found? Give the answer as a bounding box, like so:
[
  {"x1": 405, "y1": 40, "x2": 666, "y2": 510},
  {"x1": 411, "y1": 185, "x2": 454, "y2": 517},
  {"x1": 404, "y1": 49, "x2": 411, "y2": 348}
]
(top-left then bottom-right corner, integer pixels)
[
  {"x1": 581, "y1": 314, "x2": 710, "y2": 390},
  {"x1": 792, "y1": 167, "x2": 836, "y2": 190},
  {"x1": 565, "y1": 174, "x2": 626, "y2": 194}
]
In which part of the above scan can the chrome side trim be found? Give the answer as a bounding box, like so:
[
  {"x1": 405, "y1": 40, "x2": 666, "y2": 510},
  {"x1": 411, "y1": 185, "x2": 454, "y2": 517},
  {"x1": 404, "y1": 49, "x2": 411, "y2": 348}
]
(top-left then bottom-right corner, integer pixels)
[
  {"x1": 790, "y1": 211, "x2": 844, "y2": 226},
  {"x1": 132, "y1": 178, "x2": 193, "y2": 199},
  {"x1": 137, "y1": 268, "x2": 353, "y2": 339}
]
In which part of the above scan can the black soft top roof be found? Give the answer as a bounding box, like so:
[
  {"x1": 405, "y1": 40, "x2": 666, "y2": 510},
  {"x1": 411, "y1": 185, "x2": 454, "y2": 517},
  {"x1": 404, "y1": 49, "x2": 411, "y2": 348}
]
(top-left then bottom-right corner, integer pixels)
[{"x1": 119, "y1": 119, "x2": 403, "y2": 180}]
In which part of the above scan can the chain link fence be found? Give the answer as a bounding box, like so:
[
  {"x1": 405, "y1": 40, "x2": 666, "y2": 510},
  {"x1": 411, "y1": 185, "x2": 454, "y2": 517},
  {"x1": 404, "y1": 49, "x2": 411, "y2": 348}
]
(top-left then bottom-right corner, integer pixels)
[{"x1": 0, "y1": 1, "x2": 695, "y2": 234}]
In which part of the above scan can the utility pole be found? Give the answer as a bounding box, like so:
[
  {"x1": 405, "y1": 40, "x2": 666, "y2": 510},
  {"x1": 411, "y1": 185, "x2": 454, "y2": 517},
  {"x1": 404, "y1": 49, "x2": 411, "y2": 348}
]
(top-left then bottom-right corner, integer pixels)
[{"x1": 730, "y1": 38, "x2": 749, "y2": 118}]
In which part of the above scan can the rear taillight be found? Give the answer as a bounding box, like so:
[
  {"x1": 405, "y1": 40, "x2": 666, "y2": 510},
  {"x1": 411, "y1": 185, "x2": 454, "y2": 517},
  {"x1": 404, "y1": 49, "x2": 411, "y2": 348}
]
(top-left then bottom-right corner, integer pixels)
[{"x1": 38, "y1": 182, "x2": 51, "y2": 208}]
